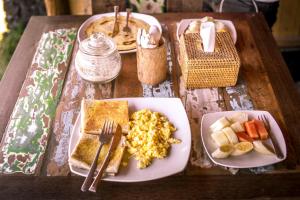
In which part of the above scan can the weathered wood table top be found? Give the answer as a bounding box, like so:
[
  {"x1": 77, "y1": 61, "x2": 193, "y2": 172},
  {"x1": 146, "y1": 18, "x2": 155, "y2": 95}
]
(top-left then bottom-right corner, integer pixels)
[{"x1": 1, "y1": 13, "x2": 300, "y2": 199}]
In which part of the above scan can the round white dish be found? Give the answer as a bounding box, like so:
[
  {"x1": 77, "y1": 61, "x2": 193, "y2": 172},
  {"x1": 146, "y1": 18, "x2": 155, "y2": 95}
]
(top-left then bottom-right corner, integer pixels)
[
  {"x1": 68, "y1": 97, "x2": 191, "y2": 182},
  {"x1": 201, "y1": 110, "x2": 287, "y2": 169},
  {"x1": 77, "y1": 12, "x2": 162, "y2": 54}
]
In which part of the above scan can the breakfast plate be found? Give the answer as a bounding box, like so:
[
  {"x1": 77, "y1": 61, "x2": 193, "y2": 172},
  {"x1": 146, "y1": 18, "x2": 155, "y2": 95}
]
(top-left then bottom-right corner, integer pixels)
[
  {"x1": 176, "y1": 19, "x2": 237, "y2": 44},
  {"x1": 201, "y1": 110, "x2": 286, "y2": 168},
  {"x1": 77, "y1": 12, "x2": 162, "y2": 54},
  {"x1": 69, "y1": 97, "x2": 191, "y2": 182}
]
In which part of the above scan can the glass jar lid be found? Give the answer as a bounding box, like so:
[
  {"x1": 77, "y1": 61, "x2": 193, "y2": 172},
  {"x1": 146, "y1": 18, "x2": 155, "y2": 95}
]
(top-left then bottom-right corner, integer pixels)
[{"x1": 79, "y1": 33, "x2": 116, "y2": 57}]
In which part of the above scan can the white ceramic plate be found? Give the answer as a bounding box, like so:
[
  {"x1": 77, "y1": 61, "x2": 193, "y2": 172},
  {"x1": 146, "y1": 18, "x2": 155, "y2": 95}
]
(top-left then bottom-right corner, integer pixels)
[
  {"x1": 201, "y1": 110, "x2": 286, "y2": 168},
  {"x1": 69, "y1": 97, "x2": 191, "y2": 182},
  {"x1": 77, "y1": 12, "x2": 162, "y2": 54},
  {"x1": 176, "y1": 19, "x2": 237, "y2": 44}
]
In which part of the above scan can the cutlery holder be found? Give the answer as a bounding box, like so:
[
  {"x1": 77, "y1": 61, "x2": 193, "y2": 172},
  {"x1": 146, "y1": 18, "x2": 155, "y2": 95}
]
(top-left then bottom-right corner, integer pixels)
[
  {"x1": 136, "y1": 38, "x2": 167, "y2": 85},
  {"x1": 179, "y1": 32, "x2": 240, "y2": 89}
]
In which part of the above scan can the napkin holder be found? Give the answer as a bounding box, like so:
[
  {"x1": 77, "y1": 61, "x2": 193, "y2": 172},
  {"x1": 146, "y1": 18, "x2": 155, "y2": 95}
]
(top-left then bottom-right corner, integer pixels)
[
  {"x1": 137, "y1": 38, "x2": 167, "y2": 85},
  {"x1": 179, "y1": 32, "x2": 240, "y2": 89}
]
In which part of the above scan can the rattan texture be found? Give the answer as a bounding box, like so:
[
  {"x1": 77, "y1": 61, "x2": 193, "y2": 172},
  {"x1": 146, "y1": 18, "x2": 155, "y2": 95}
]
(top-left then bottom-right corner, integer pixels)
[{"x1": 179, "y1": 32, "x2": 240, "y2": 89}]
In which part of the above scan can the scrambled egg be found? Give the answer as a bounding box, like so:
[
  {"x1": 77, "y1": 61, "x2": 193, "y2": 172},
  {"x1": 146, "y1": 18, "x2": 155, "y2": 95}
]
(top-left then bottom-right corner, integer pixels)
[{"x1": 126, "y1": 109, "x2": 181, "y2": 169}]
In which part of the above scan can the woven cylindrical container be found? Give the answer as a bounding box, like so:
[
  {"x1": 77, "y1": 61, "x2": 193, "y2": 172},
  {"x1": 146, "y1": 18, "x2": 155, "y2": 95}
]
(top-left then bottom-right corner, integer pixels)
[
  {"x1": 136, "y1": 38, "x2": 167, "y2": 85},
  {"x1": 179, "y1": 32, "x2": 240, "y2": 89}
]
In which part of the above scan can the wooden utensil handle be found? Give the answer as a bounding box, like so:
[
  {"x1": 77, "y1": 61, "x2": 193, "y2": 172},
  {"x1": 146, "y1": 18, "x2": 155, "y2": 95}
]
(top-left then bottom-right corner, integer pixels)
[
  {"x1": 89, "y1": 148, "x2": 112, "y2": 192},
  {"x1": 81, "y1": 143, "x2": 104, "y2": 192}
]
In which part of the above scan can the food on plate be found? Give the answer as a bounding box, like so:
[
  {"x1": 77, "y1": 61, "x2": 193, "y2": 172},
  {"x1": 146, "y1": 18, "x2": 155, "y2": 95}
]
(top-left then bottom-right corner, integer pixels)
[
  {"x1": 69, "y1": 124, "x2": 126, "y2": 175},
  {"x1": 211, "y1": 130, "x2": 230, "y2": 146},
  {"x1": 222, "y1": 127, "x2": 239, "y2": 144},
  {"x1": 245, "y1": 120, "x2": 259, "y2": 139},
  {"x1": 81, "y1": 98, "x2": 129, "y2": 134},
  {"x1": 85, "y1": 16, "x2": 150, "y2": 51},
  {"x1": 253, "y1": 140, "x2": 274, "y2": 155},
  {"x1": 236, "y1": 132, "x2": 254, "y2": 143},
  {"x1": 126, "y1": 109, "x2": 181, "y2": 169},
  {"x1": 254, "y1": 119, "x2": 269, "y2": 140},
  {"x1": 230, "y1": 122, "x2": 245, "y2": 133},
  {"x1": 231, "y1": 142, "x2": 253, "y2": 156},
  {"x1": 212, "y1": 144, "x2": 234, "y2": 158},
  {"x1": 229, "y1": 112, "x2": 248, "y2": 124},
  {"x1": 208, "y1": 112, "x2": 274, "y2": 159},
  {"x1": 209, "y1": 116, "x2": 230, "y2": 132}
]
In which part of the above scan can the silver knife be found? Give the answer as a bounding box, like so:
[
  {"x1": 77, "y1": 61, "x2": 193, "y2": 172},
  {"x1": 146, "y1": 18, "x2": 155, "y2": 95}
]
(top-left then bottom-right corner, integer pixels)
[{"x1": 88, "y1": 123, "x2": 122, "y2": 192}]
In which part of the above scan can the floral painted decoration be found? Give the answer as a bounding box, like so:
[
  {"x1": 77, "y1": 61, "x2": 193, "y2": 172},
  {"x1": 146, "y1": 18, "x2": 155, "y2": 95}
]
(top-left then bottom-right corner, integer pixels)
[{"x1": 0, "y1": 28, "x2": 76, "y2": 174}]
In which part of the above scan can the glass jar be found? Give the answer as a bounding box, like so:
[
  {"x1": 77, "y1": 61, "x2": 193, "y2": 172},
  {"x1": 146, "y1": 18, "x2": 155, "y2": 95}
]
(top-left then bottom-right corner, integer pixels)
[{"x1": 75, "y1": 33, "x2": 121, "y2": 83}]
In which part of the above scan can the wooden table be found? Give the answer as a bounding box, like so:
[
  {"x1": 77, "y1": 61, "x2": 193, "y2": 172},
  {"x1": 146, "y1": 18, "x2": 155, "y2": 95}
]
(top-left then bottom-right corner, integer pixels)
[{"x1": 1, "y1": 13, "x2": 300, "y2": 199}]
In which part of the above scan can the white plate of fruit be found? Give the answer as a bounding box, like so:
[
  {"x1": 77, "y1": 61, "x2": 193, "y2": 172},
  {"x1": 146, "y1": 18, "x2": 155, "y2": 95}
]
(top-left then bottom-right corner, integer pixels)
[{"x1": 201, "y1": 111, "x2": 286, "y2": 168}]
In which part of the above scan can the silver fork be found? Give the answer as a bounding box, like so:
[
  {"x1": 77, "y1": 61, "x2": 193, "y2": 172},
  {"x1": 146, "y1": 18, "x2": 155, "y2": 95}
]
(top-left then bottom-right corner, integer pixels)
[
  {"x1": 258, "y1": 115, "x2": 284, "y2": 159},
  {"x1": 122, "y1": 8, "x2": 131, "y2": 34},
  {"x1": 81, "y1": 120, "x2": 114, "y2": 192}
]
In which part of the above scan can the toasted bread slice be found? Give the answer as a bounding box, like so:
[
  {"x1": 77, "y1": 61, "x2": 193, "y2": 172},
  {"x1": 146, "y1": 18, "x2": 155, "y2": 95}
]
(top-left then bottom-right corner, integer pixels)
[
  {"x1": 69, "y1": 133, "x2": 126, "y2": 175},
  {"x1": 81, "y1": 98, "x2": 129, "y2": 134}
]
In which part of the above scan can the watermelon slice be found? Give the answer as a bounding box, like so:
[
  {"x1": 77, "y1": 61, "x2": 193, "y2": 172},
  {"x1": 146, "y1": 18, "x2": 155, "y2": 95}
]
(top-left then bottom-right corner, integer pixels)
[
  {"x1": 254, "y1": 119, "x2": 269, "y2": 140},
  {"x1": 245, "y1": 120, "x2": 259, "y2": 139},
  {"x1": 236, "y1": 132, "x2": 254, "y2": 142}
]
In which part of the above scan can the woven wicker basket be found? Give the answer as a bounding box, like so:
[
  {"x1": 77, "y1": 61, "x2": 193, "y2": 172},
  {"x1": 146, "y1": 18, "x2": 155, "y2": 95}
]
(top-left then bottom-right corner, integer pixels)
[{"x1": 179, "y1": 32, "x2": 240, "y2": 89}]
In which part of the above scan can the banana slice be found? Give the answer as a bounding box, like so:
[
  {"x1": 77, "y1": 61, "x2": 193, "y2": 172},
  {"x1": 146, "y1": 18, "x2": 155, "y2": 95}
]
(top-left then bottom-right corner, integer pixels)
[
  {"x1": 230, "y1": 122, "x2": 245, "y2": 133},
  {"x1": 210, "y1": 117, "x2": 230, "y2": 132},
  {"x1": 211, "y1": 130, "x2": 230, "y2": 146},
  {"x1": 231, "y1": 142, "x2": 254, "y2": 156},
  {"x1": 212, "y1": 144, "x2": 234, "y2": 158},
  {"x1": 253, "y1": 140, "x2": 274, "y2": 155},
  {"x1": 230, "y1": 112, "x2": 248, "y2": 124},
  {"x1": 223, "y1": 127, "x2": 239, "y2": 144}
]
